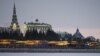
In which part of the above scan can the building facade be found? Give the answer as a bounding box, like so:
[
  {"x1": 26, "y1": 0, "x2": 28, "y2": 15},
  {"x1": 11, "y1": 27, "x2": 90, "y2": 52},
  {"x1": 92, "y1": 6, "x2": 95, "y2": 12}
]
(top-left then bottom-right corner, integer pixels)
[{"x1": 24, "y1": 19, "x2": 52, "y2": 33}]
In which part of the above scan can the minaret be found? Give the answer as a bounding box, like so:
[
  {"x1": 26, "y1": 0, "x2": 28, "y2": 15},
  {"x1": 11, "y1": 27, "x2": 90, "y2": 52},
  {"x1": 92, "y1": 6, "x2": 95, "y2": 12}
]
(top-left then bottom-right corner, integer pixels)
[{"x1": 10, "y1": 3, "x2": 20, "y2": 31}]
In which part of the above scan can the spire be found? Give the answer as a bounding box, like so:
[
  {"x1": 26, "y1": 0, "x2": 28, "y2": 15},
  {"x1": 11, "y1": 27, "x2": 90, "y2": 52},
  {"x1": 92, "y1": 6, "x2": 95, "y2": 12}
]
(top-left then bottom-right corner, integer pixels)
[
  {"x1": 12, "y1": 3, "x2": 17, "y2": 23},
  {"x1": 76, "y1": 27, "x2": 79, "y2": 33},
  {"x1": 10, "y1": 3, "x2": 20, "y2": 31},
  {"x1": 12, "y1": 3, "x2": 17, "y2": 21},
  {"x1": 13, "y1": 3, "x2": 16, "y2": 16}
]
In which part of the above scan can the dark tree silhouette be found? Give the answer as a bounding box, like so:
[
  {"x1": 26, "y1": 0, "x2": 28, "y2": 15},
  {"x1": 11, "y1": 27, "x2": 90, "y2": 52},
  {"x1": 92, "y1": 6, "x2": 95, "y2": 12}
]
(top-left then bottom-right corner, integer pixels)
[{"x1": 46, "y1": 29, "x2": 59, "y2": 41}]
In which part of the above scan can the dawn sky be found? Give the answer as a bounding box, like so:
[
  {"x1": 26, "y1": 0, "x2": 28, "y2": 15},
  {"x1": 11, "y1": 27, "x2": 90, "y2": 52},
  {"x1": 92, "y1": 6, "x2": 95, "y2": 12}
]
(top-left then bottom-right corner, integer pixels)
[{"x1": 0, "y1": 0, "x2": 100, "y2": 39}]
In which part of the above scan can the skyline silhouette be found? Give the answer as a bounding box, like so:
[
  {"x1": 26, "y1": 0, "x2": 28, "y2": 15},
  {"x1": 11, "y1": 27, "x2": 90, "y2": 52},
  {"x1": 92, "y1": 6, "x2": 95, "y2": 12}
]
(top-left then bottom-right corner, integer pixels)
[{"x1": 0, "y1": 0, "x2": 100, "y2": 39}]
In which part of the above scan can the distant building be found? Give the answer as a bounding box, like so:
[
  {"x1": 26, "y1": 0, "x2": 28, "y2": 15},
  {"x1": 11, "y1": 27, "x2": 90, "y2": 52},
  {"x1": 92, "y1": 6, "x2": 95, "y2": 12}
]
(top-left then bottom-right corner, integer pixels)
[
  {"x1": 56, "y1": 32, "x2": 66, "y2": 38},
  {"x1": 24, "y1": 19, "x2": 52, "y2": 33},
  {"x1": 0, "y1": 3, "x2": 21, "y2": 35},
  {"x1": 10, "y1": 3, "x2": 20, "y2": 32},
  {"x1": 0, "y1": 27, "x2": 10, "y2": 32},
  {"x1": 73, "y1": 28, "x2": 84, "y2": 39},
  {"x1": 86, "y1": 36, "x2": 96, "y2": 41},
  {"x1": 56, "y1": 32, "x2": 72, "y2": 40}
]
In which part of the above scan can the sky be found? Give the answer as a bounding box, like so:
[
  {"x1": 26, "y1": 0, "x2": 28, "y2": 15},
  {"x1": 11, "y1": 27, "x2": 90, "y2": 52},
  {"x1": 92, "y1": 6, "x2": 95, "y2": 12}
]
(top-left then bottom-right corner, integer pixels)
[{"x1": 0, "y1": 0, "x2": 100, "y2": 39}]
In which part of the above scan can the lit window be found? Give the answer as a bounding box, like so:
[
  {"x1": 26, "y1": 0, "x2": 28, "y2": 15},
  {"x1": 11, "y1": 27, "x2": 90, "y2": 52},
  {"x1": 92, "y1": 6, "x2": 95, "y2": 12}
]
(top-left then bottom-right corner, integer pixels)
[{"x1": 12, "y1": 23, "x2": 17, "y2": 30}]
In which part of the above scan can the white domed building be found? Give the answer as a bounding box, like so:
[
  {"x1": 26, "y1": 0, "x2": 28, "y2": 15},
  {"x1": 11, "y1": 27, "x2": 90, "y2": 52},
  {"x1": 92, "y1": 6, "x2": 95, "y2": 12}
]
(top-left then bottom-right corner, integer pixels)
[{"x1": 24, "y1": 19, "x2": 52, "y2": 34}]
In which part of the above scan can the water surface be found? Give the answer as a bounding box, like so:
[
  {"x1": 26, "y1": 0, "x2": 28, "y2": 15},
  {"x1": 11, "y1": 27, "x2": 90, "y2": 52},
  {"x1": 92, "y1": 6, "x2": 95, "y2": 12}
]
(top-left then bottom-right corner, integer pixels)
[{"x1": 0, "y1": 53, "x2": 100, "y2": 56}]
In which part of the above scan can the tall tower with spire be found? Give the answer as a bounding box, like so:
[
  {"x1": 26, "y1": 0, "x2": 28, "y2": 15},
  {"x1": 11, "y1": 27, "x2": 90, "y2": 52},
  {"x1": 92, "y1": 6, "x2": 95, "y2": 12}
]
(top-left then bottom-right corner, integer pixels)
[{"x1": 10, "y1": 3, "x2": 20, "y2": 31}]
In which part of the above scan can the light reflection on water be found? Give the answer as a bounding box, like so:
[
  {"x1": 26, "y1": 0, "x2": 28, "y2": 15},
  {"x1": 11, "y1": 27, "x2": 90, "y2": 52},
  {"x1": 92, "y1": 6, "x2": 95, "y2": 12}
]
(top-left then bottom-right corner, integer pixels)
[{"x1": 0, "y1": 53, "x2": 100, "y2": 56}]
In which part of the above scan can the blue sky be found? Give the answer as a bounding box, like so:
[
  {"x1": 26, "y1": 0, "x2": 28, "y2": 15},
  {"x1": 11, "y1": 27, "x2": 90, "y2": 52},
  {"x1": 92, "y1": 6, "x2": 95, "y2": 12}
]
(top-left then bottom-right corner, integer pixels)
[{"x1": 0, "y1": 0, "x2": 100, "y2": 39}]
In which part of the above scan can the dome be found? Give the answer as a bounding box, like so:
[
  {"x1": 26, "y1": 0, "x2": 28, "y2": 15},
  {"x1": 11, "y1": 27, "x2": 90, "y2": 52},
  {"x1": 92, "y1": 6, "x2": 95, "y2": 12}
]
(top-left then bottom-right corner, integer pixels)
[{"x1": 73, "y1": 28, "x2": 84, "y2": 39}]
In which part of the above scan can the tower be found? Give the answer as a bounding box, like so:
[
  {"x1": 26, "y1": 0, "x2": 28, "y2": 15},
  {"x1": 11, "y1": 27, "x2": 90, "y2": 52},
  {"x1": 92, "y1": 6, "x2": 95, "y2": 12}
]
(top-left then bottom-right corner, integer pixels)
[
  {"x1": 10, "y1": 3, "x2": 20, "y2": 31},
  {"x1": 76, "y1": 28, "x2": 79, "y2": 33},
  {"x1": 73, "y1": 28, "x2": 84, "y2": 39}
]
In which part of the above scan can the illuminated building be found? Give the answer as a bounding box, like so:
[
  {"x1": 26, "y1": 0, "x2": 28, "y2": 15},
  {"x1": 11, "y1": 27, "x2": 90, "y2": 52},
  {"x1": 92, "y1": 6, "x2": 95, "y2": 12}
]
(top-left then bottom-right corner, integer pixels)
[
  {"x1": 24, "y1": 19, "x2": 52, "y2": 33},
  {"x1": 10, "y1": 3, "x2": 20, "y2": 32}
]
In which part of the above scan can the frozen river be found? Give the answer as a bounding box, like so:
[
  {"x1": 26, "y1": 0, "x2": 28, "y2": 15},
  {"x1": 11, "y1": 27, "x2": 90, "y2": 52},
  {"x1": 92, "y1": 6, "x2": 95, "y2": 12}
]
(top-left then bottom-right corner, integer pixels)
[{"x1": 0, "y1": 53, "x2": 100, "y2": 56}]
